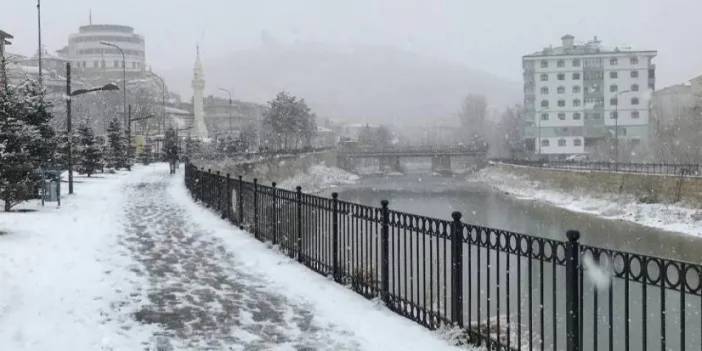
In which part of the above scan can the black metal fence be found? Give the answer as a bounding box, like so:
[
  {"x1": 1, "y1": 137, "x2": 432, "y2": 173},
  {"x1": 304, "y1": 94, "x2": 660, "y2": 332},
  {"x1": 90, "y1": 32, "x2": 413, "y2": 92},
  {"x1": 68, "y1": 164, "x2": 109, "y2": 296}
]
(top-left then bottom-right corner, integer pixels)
[
  {"x1": 184, "y1": 163, "x2": 702, "y2": 350},
  {"x1": 493, "y1": 159, "x2": 701, "y2": 177}
]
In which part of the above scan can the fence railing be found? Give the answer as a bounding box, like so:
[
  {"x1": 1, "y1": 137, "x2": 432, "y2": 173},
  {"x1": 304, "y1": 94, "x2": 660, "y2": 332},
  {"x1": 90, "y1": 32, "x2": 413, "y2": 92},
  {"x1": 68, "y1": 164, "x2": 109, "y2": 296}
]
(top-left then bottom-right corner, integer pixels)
[
  {"x1": 184, "y1": 163, "x2": 702, "y2": 350},
  {"x1": 493, "y1": 159, "x2": 701, "y2": 177}
]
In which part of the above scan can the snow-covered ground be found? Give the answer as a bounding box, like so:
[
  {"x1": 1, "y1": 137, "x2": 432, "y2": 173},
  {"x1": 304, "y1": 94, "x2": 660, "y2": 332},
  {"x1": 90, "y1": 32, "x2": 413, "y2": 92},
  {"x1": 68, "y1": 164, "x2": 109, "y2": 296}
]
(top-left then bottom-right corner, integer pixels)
[
  {"x1": 476, "y1": 166, "x2": 702, "y2": 237},
  {"x1": 278, "y1": 164, "x2": 360, "y2": 193},
  {"x1": 0, "y1": 164, "x2": 471, "y2": 351}
]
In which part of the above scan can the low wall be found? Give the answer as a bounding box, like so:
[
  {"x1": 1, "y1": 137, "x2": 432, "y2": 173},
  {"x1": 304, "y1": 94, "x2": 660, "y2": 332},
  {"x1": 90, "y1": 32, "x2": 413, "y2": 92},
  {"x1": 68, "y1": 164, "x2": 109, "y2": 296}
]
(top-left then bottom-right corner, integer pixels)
[
  {"x1": 196, "y1": 150, "x2": 337, "y2": 185},
  {"x1": 493, "y1": 163, "x2": 702, "y2": 207}
]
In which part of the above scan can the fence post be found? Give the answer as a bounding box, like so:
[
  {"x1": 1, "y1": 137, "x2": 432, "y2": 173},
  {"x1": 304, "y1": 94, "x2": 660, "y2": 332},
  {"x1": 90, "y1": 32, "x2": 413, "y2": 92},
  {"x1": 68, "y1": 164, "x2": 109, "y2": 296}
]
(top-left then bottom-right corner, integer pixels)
[
  {"x1": 215, "y1": 171, "x2": 221, "y2": 213},
  {"x1": 380, "y1": 199, "x2": 390, "y2": 305},
  {"x1": 566, "y1": 230, "x2": 581, "y2": 351},
  {"x1": 272, "y1": 182, "x2": 278, "y2": 245},
  {"x1": 225, "y1": 174, "x2": 231, "y2": 220},
  {"x1": 332, "y1": 192, "x2": 340, "y2": 283},
  {"x1": 199, "y1": 167, "x2": 205, "y2": 202},
  {"x1": 253, "y1": 178, "x2": 258, "y2": 240},
  {"x1": 296, "y1": 186, "x2": 303, "y2": 262},
  {"x1": 238, "y1": 175, "x2": 244, "y2": 229},
  {"x1": 450, "y1": 211, "x2": 464, "y2": 327}
]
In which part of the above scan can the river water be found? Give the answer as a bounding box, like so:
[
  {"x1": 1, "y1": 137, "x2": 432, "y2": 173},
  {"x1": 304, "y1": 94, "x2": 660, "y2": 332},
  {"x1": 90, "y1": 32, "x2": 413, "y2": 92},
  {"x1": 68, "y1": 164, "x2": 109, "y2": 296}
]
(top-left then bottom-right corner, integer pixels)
[{"x1": 334, "y1": 172, "x2": 702, "y2": 264}]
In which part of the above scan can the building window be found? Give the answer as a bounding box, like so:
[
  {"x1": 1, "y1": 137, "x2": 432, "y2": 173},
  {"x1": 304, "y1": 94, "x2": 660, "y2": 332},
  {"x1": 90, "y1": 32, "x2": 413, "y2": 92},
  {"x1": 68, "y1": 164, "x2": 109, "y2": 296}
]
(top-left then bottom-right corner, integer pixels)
[
  {"x1": 541, "y1": 100, "x2": 549, "y2": 107},
  {"x1": 592, "y1": 112, "x2": 601, "y2": 119},
  {"x1": 632, "y1": 111, "x2": 640, "y2": 119},
  {"x1": 631, "y1": 84, "x2": 639, "y2": 91},
  {"x1": 630, "y1": 70, "x2": 639, "y2": 78},
  {"x1": 631, "y1": 97, "x2": 639, "y2": 105},
  {"x1": 610, "y1": 111, "x2": 618, "y2": 119},
  {"x1": 558, "y1": 100, "x2": 566, "y2": 107},
  {"x1": 574, "y1": 139, "x2": 582, "y2": 146},
  {"x1": 557, "y1": 86, "x2": 565, "y2": 94},
  {"x1": 558, "y1": 112, "x2": 566, "y2": 120},
  {"x1": 630, "y1": 57, "x2": 639, "y2": 65},
  {"x1": 557, "y1": 73, "x2": 566, "y2": 80},
  {"x1": 610, "y1": 58, "x2": 618, "y2": 65},
  {"x1": 541, "y1": 113, "x2": 549, "y2": 120},
  {"x1": 572, "y1": 73, "x2": 581, "y2": 80},
  {"x1": 541, "y1": 60, "x2": 548, "y2": 68},
  {"x1": 557, "y1": 60, "x2": 565, "y2": 67},
  {"x1": 610, "y1": 98, "x2": 618, "y2": 106},
  {"x1": 540, "y1": 73, "x2": 548, "y2": 81},
  {"x1": 540, "y1": 87, "x2": 549, "y2": 94},
  {"x1": 573, "y1": 112, "x2": 582, "y2": 120},
  {"x1": 572, "y1": 86, "x2": 581, "y2": 93},
  {"x1": 558, "y1": 139, "x2": 567, "y2": 146},
  {"x1": 610, "y1": 71, "x2": 618, "y2": 79},
  {"x1": 610, "y1": 84, "x2": 618, "y2": 92},
  {"x1": 541, "y1": 139, "x2": 550, "y2": 147},
  {"x1": 573, "y1": 99, "x2": 581, "y2": 107},
  {"x1": 572, "y1": 59, "x2": 581, "y2": 67}
]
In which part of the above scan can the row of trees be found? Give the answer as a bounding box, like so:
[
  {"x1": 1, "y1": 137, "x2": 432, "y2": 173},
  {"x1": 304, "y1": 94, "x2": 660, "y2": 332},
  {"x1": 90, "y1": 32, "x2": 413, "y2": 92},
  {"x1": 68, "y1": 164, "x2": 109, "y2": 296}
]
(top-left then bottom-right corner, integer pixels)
[{"x1": 0, "y1": 79, "x2": 132, "y2": 211}]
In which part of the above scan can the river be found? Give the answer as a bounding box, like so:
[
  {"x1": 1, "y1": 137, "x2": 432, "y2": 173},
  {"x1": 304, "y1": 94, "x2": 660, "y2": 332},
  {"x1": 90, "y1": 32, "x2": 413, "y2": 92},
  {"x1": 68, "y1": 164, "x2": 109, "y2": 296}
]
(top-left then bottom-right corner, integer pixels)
[{"x1": 334, "y1": 171, "x2": 702, "y2": 264}]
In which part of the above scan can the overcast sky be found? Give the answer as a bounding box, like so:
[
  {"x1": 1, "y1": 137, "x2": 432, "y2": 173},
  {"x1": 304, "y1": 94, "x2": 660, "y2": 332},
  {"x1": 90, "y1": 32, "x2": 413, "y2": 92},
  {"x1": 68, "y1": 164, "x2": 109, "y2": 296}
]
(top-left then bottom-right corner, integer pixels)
[{"x1": 3, "y1": 0, "x2": 701, "y2": 89}]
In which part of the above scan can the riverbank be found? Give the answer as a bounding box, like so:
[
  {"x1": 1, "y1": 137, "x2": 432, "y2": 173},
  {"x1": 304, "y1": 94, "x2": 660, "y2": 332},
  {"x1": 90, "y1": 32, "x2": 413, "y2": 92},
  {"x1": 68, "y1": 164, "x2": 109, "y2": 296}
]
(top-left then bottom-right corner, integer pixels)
[{"x1": 475, "y1": 165, "x2": 702, "y2": 237}]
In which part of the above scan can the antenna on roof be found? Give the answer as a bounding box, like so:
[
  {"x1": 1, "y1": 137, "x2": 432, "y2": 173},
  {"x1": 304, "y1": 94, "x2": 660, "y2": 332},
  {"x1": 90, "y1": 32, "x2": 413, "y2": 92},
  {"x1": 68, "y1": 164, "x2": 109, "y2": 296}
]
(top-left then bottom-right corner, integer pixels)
[{"x1": 89, "y1": 9, "x2": 92, "y2": 25}]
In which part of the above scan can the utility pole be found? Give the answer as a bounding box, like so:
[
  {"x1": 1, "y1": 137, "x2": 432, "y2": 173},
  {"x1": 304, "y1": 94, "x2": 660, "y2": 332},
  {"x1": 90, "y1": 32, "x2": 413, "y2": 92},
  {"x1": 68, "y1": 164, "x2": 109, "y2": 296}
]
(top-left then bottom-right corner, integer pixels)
[
  {"x1": 66, "y1": 63, "x2": 73, "y2": 194},
  {"x1": 37, "y1": 0, "x2": 42, "y2": 86},
  {"x1": 0, "y1": 30, "x2": 12, "y2": 92}
]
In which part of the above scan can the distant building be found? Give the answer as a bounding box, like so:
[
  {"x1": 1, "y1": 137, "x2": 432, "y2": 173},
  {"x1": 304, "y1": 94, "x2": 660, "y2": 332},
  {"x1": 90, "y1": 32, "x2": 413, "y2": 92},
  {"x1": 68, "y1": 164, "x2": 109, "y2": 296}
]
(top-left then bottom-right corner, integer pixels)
[
  {"x1": 60, "y1": 24, "x2": 146, "y2": 75},
  {"x1": 523, "y1": 35, "x2": 657, "y2": 158},
  {"x1": 650, "y1": 75, "x2": 702, "y2": 142},
  {"x1": 203, "y1": 96, "x2": 265, "y2": 138}
]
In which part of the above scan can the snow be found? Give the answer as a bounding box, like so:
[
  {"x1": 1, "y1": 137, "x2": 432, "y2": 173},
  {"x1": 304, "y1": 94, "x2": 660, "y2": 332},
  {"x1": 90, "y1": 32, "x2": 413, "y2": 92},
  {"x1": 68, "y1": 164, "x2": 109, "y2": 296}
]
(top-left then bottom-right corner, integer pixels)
[
  {"x1": 278, "y1": 164, "x2": 360, "y2": 193},
  {"x1": 0, "y1": 170, "x2": 159, "y2": 350},
  {"x1": 0, "y1": 164, "x2": 473, "y2": 351},
  {"x1": 476, "y1": 166, "x2": 702, "y2": 237}
]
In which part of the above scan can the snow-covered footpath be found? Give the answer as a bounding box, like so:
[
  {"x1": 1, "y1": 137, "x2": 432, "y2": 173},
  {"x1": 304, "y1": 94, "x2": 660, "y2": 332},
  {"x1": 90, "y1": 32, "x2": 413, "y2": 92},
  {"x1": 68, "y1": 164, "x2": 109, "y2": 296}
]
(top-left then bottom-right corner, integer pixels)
[
  {"x1": 476, "y1": 166, "x2": 702, "y2": 236},
  {"x1": 0, "y1": 170, "x2": 158, "y2": 350},
  {"x1": 0, "y1": 164, "x2": 469, "y2": 351}
]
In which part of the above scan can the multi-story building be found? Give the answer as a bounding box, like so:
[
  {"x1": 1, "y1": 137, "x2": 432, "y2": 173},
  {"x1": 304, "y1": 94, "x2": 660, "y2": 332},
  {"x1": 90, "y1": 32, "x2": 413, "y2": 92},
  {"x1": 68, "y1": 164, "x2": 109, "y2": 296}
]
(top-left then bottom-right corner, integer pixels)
[
  {"x1": 60, "y1": 24, "x2": 146, "y2": 74},
  {"x1": 523, "y1": 35, "x2": 656, "y2": 158}
]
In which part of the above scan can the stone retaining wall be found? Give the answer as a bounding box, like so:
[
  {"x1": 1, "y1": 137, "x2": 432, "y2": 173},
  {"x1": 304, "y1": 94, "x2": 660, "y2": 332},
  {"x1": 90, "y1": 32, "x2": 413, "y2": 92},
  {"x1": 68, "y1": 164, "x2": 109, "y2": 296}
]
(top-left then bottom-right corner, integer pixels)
[{"x1": 494, "y1": 163, "x2": 702, "y2": 207}]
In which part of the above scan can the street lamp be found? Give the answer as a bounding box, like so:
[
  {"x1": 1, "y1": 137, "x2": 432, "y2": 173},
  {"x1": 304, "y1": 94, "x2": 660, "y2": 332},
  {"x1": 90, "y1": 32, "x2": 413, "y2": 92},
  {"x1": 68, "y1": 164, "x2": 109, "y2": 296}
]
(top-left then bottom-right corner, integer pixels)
[
  {"x1": 218, "y1": 87, "x2": 233, "y2": 134},
  {"x1": 100, "y1": 41, "x2": 127, "y2": 127},
  {"x1": 613, "y1": 89, "x2": 632, "y2": 166},
  {"x1": 65, "y1": 62, "x2": 119, "y2": 194},
  {"x1": 37, "y1": 0, "x2": 42, "y2": 86},
  {"x1": 148, "y1": 71, "x2": 167, "y2": 134}
]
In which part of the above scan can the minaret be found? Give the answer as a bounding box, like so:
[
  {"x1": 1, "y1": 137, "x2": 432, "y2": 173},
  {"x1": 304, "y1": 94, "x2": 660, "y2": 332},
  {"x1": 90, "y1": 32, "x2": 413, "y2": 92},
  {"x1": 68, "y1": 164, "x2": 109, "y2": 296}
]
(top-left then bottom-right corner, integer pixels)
[{"x1": 191, "y1": 45, "x2": 208, "y2": 139}]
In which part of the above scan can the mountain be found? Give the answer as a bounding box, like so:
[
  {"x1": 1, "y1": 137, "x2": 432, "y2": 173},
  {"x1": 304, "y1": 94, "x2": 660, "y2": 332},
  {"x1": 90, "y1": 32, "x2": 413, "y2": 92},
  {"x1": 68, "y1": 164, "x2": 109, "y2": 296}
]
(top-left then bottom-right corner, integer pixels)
[{"x1": 162, "y1": 43, "x2": 521, "y2": 125}]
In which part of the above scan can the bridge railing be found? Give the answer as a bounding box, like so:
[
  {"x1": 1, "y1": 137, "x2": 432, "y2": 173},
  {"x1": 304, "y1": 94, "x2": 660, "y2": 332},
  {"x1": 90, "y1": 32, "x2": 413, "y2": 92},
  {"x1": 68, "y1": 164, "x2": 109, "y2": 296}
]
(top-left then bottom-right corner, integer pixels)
[
  {"x1": 184, "y1": 162, "x2": 702, "y2": 350},
  {"x1": 493, "y1": 159, "x2": 702, "y2": 177}
]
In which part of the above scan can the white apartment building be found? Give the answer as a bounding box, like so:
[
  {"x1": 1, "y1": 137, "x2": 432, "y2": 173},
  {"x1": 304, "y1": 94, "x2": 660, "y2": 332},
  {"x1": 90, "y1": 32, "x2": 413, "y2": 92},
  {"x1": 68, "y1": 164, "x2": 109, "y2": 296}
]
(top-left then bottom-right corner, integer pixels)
[
  {"x1": 523, "y1": 35, "x2": 656, "y2": 157},
  {"x1": 60, "y1": 24, "x2": 146, "y2": 73}
]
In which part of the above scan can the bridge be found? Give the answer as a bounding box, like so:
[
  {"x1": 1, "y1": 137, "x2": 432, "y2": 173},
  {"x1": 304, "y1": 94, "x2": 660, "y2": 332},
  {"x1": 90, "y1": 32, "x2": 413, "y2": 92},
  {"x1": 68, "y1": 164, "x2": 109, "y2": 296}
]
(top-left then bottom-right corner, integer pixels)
[{"x1": 337, "y1": 146, "x2": 488, "y2": 173}]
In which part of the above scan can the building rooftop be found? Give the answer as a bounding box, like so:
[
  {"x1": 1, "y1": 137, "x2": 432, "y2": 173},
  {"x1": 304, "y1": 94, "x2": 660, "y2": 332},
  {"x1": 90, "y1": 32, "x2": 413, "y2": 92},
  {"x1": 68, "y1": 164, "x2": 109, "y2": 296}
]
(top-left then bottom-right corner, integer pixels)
[
  {"x1": 78, "y1": 24, "x2": 134, "y2": 34},
  {"x1": 524, "y1": 35, "x2": 656, "y2": 58}
]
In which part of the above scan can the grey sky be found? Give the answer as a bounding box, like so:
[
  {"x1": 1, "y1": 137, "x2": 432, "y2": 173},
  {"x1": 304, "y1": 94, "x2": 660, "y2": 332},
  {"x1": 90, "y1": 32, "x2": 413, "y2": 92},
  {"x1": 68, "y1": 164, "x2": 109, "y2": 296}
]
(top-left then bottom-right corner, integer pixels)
[{"x1": 3, "y1": 0, "x2": 701, "y2": 88}]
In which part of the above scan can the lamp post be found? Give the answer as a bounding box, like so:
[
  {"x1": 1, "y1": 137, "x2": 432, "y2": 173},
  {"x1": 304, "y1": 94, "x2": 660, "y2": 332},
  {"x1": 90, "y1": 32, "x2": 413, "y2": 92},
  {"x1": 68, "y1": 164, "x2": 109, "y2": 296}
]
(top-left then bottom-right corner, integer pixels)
[
  {"x1": 613, "y1": 89, "x2": 632, "y2": 167},
  {"x1": 100, "y1": 41, "x2": 127, "y2": 126},
  {"x1": 149, "y1": 71, "x2": 167, "y2": 134},
  {"x1": 65, "y1": 62, "x2": 119, "y2": 194},
  {"x1": 218, "y1": 88, "x2": 233, "y2": 134}
]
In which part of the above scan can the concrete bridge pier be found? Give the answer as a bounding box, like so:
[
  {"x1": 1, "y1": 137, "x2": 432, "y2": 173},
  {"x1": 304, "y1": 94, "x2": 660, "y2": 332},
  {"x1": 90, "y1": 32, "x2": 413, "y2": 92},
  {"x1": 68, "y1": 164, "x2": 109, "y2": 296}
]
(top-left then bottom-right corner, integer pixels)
[
  {"x1": 379, "y1": 156, "x2": 402, "y2": 173},
  {"x1": 431, "y1": 155, "x2": 452, "y2": 174}
]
